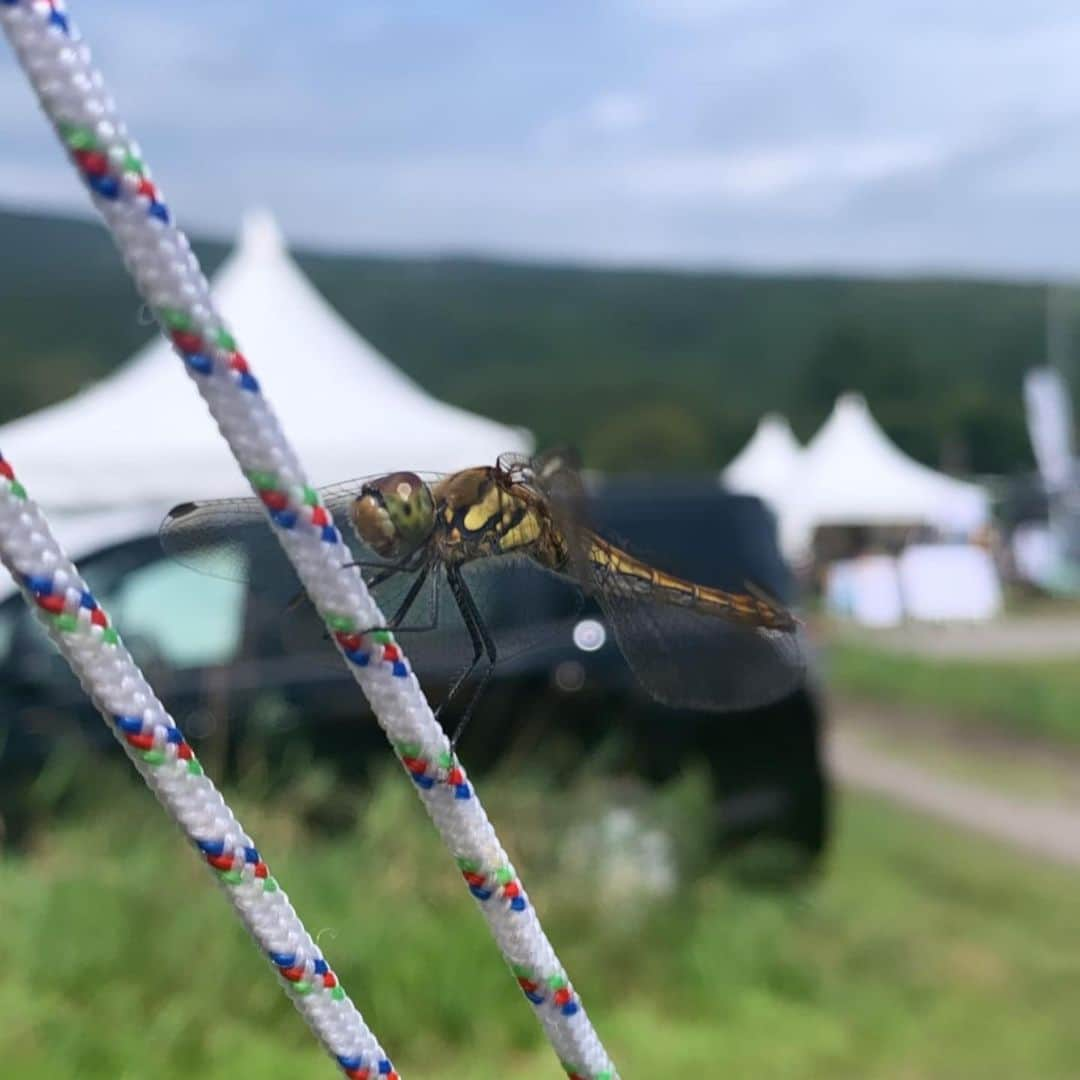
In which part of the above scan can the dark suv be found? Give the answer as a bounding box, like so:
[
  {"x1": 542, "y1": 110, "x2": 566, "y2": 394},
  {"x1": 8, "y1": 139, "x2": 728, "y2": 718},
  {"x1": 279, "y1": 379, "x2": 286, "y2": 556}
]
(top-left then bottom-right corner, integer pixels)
[{"x1": 0, "y1": 481, "x2": 827, "y2": 859}]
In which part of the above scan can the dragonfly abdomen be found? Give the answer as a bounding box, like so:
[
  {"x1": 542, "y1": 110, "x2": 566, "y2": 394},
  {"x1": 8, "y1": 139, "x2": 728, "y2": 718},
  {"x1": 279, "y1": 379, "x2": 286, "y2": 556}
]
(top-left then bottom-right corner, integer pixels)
[
  {"x1": 672, "y1": 580, "x2": 794, "y2": 630},
  {"x1": 587, "y1": 534, "x2": 796, "y2": 632}
]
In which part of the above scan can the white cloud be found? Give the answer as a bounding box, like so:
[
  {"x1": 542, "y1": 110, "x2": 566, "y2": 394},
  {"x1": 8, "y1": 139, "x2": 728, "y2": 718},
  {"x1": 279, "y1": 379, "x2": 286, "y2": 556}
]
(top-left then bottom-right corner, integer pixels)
[{"x1": 620, "y1": 139, "x2": 944, "y2": 203}]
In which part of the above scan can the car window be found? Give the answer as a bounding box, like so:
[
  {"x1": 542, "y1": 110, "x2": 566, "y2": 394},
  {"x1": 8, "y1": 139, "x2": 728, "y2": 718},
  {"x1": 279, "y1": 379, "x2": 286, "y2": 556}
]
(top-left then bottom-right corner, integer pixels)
[
  {"x1": 0, "y1": 544, "x2": 248, "y2": 693},
  {"x1": 102, "y1": 552, "x2": 247, "y2": 669}
]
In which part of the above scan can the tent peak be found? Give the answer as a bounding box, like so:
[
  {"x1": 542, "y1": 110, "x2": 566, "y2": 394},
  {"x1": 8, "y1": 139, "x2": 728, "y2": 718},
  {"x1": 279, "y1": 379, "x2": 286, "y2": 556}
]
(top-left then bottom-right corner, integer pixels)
[
  {"x1": 723, "y1": 410, "x2": 802, "y2": 509},
  {"x1": 835, "y1": 391, "x2": 869, "y2": 412},
  {"x1": 759, "y1": 412, "x2": 796, "y2": 433},
  {"x1": 237, "y1": 207, "x2": 286, "y2": 258}
]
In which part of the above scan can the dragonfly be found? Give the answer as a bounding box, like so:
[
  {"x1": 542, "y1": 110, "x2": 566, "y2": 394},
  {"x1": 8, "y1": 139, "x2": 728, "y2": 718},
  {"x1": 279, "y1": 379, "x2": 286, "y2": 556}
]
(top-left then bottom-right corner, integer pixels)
[{"x1": 160, "y1": 450, "x2": 805, "y2": 745}]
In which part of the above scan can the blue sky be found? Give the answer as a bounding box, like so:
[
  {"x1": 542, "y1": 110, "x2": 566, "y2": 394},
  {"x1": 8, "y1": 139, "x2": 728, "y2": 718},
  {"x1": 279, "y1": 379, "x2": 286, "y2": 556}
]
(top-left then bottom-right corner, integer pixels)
[{"x1": 5, "y1": 1, "x2": 1080, "y2": 274}]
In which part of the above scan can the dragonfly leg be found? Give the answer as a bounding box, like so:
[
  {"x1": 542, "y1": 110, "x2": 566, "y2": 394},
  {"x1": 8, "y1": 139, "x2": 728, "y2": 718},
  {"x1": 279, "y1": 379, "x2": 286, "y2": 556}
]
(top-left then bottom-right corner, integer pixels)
[
  {"x1": 384, "y1": 564, "x2": 441, "y2": 634},
  {"x1": 443, "y1": 565, "x2": 497, "y2": 750},
  {"x1": 352, "y1": 567, "x2": 440, "y2": 643},
  {"x1": 436, "y1": 565, "x2": 490, "y2": 731},
  {"x1": 449, "y1": 660, "x2": 496, "y2": 752},
  {"x1": 343, "y1": 549, "x2": 427, "y2": 582},
  {"x1": 357, "y1": 557, "x2": 440, "y2": 636},
  {"x1": 382, "y1": 562, "x2": 432, "y2": 629}
]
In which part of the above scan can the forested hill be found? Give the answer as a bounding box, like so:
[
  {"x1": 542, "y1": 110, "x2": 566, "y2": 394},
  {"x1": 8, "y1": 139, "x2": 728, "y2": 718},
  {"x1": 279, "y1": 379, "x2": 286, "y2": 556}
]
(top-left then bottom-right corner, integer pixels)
[{"x1": 0, "y1": 205, "x2": 1062, "y2": 474}]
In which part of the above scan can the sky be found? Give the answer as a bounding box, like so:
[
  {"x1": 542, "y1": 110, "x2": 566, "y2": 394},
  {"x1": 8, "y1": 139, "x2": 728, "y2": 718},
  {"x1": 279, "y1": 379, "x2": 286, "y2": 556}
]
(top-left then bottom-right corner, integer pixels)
[{"x1": 5, "y1": 1, "x2": 1080, "y2": 275}]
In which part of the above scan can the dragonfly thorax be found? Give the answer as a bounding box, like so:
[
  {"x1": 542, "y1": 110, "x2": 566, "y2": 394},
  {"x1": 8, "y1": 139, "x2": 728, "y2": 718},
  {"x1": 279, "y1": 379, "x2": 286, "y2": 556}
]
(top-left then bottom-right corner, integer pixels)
[{"x1": 351, "y1": 471, "x2": 436, "y2": 558}]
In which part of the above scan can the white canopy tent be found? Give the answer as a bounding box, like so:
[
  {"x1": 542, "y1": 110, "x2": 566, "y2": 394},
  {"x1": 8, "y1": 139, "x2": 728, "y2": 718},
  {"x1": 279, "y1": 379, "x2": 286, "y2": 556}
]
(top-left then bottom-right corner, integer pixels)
[
  {"x1": 779, "y1": 393, "x2": 989, "y2": 558},
  {"x1": 0, "y1": 210, "x2": 532, "y2": 513},
  {"x1": 722, "y1": 413, "x2": 802, "y2": 515}
]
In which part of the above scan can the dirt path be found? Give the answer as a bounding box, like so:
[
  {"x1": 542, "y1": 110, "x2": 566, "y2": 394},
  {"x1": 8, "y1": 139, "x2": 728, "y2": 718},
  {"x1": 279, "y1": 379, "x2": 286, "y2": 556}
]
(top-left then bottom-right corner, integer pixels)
[
  {"x1": 829, "y1": 724, "x2": 1080, "y2": 866},
  {"x1": 831, "y1": 612, "x2": 1080, "y2": 660}
]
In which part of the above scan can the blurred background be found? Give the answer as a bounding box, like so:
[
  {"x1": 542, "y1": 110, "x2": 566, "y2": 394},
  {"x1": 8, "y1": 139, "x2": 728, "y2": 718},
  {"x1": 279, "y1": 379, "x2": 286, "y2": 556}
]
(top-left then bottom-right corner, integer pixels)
[{"x1": 6, "y1": 2, "x2": 1080, "y2": 1077}]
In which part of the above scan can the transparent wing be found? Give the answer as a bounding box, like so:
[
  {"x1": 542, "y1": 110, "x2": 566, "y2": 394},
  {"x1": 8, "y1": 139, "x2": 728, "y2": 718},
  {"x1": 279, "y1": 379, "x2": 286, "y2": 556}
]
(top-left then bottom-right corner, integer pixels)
[
  {"x1": 530, "y1": 454, "x2": 806, "y2": 712},
  {"x1": 495, "y1": 451, "x2": 534, "y2": 478},
  {"x1": 160, "y1": 475, "x2": 439, "y2": 665},
  {"x1": 586, "y1": 556, "x2": 806, "y2": 712},
  {"x1": 160, "y1": 472, "x2": 576, "y2": 685},
  {"x1": 158, "y1": 474, "x2": 445, "y2": 584}
]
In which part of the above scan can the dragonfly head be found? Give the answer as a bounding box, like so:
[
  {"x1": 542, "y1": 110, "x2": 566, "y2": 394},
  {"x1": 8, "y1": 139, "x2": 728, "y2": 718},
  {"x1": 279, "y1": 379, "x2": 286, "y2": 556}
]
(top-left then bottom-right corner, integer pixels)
[{"x1": 351, "y1": 472, "x2": 435, "y2": 558}]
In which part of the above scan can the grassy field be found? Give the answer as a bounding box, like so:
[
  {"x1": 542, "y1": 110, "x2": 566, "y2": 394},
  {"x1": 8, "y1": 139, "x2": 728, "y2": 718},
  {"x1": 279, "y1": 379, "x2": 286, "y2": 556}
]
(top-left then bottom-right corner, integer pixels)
[
  {"x1": 3, "y1": 762, "x2": 1080, "y2": 1078},
  {"x1": 827, "y1": 640, "x2": 1080, "y2": 745}
]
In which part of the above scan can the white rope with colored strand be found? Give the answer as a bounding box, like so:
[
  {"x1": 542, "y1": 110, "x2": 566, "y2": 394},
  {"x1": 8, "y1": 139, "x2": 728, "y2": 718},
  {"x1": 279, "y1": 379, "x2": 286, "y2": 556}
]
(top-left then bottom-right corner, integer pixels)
[
  {"x1": 1, "y1": 3, "x2": 618, "y2": 1078},
  {"x1": 0, "y1": 456, "x2": 395, "y2": 1077}
]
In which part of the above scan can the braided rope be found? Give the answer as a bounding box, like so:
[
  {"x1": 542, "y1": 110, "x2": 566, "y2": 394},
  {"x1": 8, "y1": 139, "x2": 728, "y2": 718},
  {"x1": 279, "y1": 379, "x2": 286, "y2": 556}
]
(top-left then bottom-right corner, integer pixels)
[
  {"x1": 1, "y1": 3, "x2": 618, "y2": 1077},
  {"x1": 0, "y1": 453, "x2": 396, "y2": 1079}
]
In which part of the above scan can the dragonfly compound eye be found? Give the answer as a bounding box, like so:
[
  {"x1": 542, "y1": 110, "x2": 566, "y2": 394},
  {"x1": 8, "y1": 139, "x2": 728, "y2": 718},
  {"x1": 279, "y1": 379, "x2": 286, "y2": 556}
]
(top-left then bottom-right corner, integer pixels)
[{"x1": 352, "y1": 472, "x2": 434, "y2": 557}]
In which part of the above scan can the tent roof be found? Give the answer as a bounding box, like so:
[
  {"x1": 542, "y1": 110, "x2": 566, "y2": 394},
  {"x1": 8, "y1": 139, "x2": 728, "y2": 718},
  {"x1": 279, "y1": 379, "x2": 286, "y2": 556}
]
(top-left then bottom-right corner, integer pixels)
[
  {"x1": 780, "y1": 393, "x2": 988, "y2": 553},
  {"x1": 722, "y1": 413, "x2": 802, "y2": 507},
  {"x1": 0, "y1": 210, "x2": 531, "y2": 511}
]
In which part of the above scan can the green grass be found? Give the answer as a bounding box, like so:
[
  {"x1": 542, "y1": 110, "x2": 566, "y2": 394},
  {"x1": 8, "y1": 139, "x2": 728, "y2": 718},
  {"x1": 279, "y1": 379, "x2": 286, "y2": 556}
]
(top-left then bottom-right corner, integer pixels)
[
  {"x1": 3, "y1": 763, "x2": 1080, "y2": 1077},
  {"x1": 828, "y1": 641, "x2": 1080, "y2": 745}
]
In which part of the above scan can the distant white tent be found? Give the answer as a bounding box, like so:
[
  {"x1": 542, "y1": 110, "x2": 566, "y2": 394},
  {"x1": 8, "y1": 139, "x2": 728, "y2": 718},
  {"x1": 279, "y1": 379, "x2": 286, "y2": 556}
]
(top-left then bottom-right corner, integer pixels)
[
  {"x1": 0, "y1": 210, "x2": 532, "y2": 511},
  {"x1": 722, "y1": 413, "x2": 802, "y2": 513},
  {"x1": 780, "y1": 393, "x2": 989, "y2": 558}
]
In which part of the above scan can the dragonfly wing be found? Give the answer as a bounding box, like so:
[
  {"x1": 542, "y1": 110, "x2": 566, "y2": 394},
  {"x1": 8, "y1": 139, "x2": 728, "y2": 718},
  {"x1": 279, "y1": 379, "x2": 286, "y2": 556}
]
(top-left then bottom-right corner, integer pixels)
[
  {"x1": 523, "y1": 449, "x2": 596, "y2": 582},
  {"x1": 158, "y1": 497, "x2": 272, "y2": 584},
  {"x1": 159, "y1": 474, "x2": 449, "y2": 584},
  {"x1": 495, "y1": 451, "x2": 533, "y2": 477},
  {"x1": 587, "y1": 560, "x2": 806, "y2": 712},
  {"x1": 527, "y1": 453, "x2": 806, "y2": 711},
  {"x1": 159, "y1": 479, "x2": 436, "y2": 664}
]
